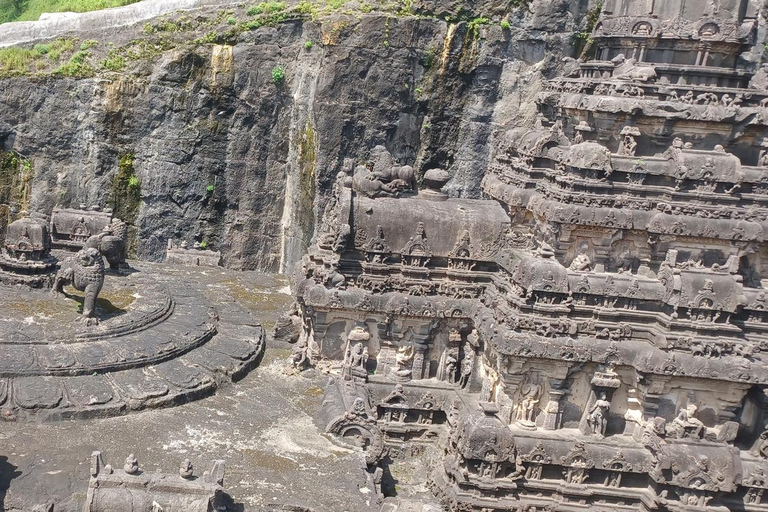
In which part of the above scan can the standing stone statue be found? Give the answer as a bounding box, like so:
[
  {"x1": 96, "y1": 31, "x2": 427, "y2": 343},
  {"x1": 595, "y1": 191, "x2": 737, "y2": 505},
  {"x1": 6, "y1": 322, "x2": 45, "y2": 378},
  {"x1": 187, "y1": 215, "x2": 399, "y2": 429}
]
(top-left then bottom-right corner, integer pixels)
[
  {"x1": 587, "y1": 392, "x2": 611, "y2": 437},
  {"x1": 51, "y1": 247, "x2": 105, "y2": 326}
]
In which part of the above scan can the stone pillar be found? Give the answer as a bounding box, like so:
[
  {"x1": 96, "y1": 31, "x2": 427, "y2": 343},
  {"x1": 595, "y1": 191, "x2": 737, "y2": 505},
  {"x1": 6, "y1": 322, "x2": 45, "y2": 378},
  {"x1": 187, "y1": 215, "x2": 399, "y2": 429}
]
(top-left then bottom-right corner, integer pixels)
[
  {"x1": 542, "y1": 389, "x2": 565, "y2": 430},
  {"x1": 412, "y1": 344, "x2": 427, "y2": 380},
  {"x1": 634, "y1": 392, "x2": 662, "y2": 442},
  {"x1": 542, "y1": 363, "x2": 571, "y2": 430},
  {"x1": 623, "y1": 388, "x2": 644, "y2": 436}
]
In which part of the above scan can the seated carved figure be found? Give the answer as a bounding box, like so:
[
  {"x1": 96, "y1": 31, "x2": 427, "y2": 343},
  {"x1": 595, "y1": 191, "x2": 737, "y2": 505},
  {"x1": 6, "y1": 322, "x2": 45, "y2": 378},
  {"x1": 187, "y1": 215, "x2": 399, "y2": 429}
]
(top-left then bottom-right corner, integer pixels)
[
  {"x1": 667, "y1": 403, "x2": 705, "y2": 439},
  {"x1": 51, "y1": 247, "x2": 105, "y2": 325},
  {"x1": 612, "y1": 54, "x2": 657, "y2": 81}
]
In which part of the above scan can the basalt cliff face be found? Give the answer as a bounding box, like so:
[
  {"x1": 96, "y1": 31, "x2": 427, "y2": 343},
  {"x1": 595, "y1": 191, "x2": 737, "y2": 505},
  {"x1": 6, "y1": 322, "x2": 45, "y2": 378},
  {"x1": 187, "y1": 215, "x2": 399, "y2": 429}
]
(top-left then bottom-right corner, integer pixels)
[{"x1": 0, "y1": 0, "x2": 594, "y2": 272}]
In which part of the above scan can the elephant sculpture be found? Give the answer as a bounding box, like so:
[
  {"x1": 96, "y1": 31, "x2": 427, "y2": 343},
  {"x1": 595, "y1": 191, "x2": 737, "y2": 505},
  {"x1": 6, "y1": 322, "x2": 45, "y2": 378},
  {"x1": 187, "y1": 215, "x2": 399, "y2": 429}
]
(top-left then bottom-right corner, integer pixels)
[
  {"x1": 52, "y1": 247, "x2": 106, "y2": 325},
  {"x1": 85, "y1": 218, "x2": 128, "y2": 270}
]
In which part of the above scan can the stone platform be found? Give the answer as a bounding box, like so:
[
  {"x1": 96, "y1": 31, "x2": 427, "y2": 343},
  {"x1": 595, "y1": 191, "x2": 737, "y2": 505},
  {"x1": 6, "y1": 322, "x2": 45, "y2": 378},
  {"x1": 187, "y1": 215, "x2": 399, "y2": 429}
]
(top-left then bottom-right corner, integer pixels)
[{"x1": 0, "y1": 262, "x2": 265, "y2": 421}]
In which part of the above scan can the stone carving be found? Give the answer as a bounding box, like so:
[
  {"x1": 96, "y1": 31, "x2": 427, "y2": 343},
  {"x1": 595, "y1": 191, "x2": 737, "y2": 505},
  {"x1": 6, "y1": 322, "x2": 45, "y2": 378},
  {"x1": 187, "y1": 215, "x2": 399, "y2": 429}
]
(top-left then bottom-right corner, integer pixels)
[
  {"x1": 586, "y1": 392, "x2": 611, "y2": 437},
  {"x1": 291, "y1": 1, "x2": 768, "y2": 509},
  {"x1": 666, "y1": 403, "x2": 705, "y2": 440},
  {"x1": 51, "y1": 247, "x2": 106, "y2": 325},
  {"x1": 84, "y1": 451, "x2": 227, "y2": 511},
  {"x1": 514, "y1": 376, "x2": 541, "y2": 430},
  {"x1": 0, "y1": 216, "x2": 58, "y2": 287},
  {"x1": 84, "y1": 218, "x2": 128, "y2": 270}
]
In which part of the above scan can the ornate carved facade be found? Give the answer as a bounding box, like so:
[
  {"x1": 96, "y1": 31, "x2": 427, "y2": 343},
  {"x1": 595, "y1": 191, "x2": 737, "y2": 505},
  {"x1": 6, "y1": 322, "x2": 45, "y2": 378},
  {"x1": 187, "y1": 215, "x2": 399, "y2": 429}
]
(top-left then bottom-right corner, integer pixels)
[{"x1": 293, "y1": 0, "x2": 768, "y2": 509}]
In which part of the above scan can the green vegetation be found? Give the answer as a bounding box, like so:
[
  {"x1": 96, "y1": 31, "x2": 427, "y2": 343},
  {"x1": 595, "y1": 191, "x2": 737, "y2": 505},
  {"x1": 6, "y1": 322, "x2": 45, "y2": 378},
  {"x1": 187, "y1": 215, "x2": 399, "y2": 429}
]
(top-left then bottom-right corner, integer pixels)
[
  {"x1": 247, "y1": 1, "x2": 285, "y2": 16},
  {"x1": 199, "y1": 241, "x2": 208, "y2": 249},
  {"x1": 500, "y1": 19, "x2": 510, "y2": 30},
  {"x1": 0, "y1": 0, "x2": 142, "y2": 24},
  {"x1": 53, "y1": 49, "x2": 94, "y2": 77},
  {"x1": 421, "y1": 46, "x2": 436, "y2": 69},
  {"x1": 271, "y1": 64, "x2": 285, "y2": 84},
  {"x1": 34, "y1": 38, "x2": 75, "y2": 60},
  {"x1": 304, "y1": 40, "x2": 313, "y2": 50},
  {"x1": 111, "y1": 153, "x2": 141, "y2": 224},
  {"x1": 206, "y1": 184, "x2": 215, "y2": 193},
  {"x1": 574, "y1": 1, "x2": 602, "y2": 57},
  {"x1": 80, "y1": 39, "x2": 98, "y2": 50},
  {"x1": 0, "y1": 46, "x2": 41, "y2": 75},
  {"x1": 0, "y1": 37, "x2": 81, "y2": 75},
  {"x1": 0, "y1": 151, "x2": 33, "y2": 212},
  {"x1": 100, "y1": 49, "x2": 126, "y2": 71},
  {"x1": 466, "y1": 16, "x2": 489, "y2": 40},
  {"x1": 242, "y1": 1, "x2": 289, "y2": 30}
]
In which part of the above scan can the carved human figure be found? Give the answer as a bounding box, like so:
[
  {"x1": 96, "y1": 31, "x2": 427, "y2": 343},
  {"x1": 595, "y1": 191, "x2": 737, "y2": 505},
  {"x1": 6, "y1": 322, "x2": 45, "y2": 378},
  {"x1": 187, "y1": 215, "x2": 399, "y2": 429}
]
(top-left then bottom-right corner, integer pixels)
[
  {"x1": 618, "y1": 135, "x2": 637, "y2": 156},
  {"x1": 565, "y1": 462, "x2": 588, "y2": 484},
  {"x1": 347, "y1": 342, "x2": 368, "y2": 369},
  {"x1": 459, "y1": 349, "x2": 475, "y2": 389},
  {"x1": 667, "y1": 403, "x2": 704, "y2": 439},
  {"x1": 759, "y1": 150, "x2": 768, "y2": 168},
  {"x1": 445, "y1": 349, "x2": 459, "y2": 384},
  {"x1": 395, "y1": 344, "x2": 414, "y2": 378},
  {"x1": 515, "y1": 380, "x2": 541, "y2": 428},
  {"x1": 291, "y1": 335, "x2": 310, "y2": 370},
  {"x1": 587, "y1": 392, "x2": 611, "y2": 437},
  {"x1": 568, "y1": 243, "x2": 592, "y2": 271}
]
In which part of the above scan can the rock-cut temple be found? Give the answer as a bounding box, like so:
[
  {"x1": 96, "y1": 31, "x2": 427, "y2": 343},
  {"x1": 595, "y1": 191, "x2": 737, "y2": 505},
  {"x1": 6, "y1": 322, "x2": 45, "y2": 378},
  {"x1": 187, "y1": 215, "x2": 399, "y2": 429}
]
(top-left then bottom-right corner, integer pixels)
[{"x1": 291, "y1": 0, "x2": 768, "y2": 510}]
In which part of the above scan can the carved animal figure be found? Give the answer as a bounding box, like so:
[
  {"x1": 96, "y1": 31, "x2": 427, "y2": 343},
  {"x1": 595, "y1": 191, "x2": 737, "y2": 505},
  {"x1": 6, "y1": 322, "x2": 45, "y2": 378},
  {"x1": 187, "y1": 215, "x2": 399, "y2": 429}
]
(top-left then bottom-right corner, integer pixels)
[
  {"x1": 85, "y1": 219, "x2": 128, "y2": 270},
  {"x1": 612, "y1": 54, "x2": 657, "y2": 81},
  {"x1": 52, "y1": 248, "x2": 105, "y2": 325}
]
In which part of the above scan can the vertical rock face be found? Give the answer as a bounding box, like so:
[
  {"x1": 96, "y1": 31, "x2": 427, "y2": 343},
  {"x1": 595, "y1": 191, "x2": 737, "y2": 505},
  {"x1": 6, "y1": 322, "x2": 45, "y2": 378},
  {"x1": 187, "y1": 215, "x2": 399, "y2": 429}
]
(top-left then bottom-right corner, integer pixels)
[{"x1": 0, "y1": 1, "x2": 593, "y2": 272}]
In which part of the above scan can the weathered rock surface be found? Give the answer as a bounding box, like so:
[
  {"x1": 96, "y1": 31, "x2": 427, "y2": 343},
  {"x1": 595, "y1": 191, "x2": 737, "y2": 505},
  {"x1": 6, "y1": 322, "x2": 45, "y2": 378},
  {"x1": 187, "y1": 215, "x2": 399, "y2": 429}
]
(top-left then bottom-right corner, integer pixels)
[{"x1": 0, "y1": 0, "x2": 596, "y2": 273}]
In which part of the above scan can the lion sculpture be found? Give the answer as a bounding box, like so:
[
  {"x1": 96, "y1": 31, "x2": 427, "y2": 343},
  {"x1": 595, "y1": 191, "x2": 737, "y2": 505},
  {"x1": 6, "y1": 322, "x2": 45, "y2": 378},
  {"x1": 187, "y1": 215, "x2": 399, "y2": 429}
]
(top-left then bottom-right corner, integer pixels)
[{"x1": 52, "y1": 247, "x2": 106, "y2": 325}]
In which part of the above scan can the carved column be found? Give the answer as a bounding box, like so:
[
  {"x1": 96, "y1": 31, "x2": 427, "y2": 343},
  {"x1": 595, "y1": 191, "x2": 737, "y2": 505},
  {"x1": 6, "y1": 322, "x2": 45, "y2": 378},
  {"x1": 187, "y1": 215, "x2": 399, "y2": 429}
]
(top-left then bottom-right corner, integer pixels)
[
  {"x1": 623, "y1": 388, "x2": 644, "y2": 436},
  {"x1": 412, "y1": 343, "x2": 428, "y2": 380},
  {"x1": 633, "y1": 376, "x2": 668, "y2": 441},
  {"x1": 411, "y1": 325, "x2": 433, "y2": 380},
  {"x1": 542, "y1": 362, "x2": 570, "y2": 430},
  {"x1": 498, "y1": 358, "x2": 525, "y2": 424}
]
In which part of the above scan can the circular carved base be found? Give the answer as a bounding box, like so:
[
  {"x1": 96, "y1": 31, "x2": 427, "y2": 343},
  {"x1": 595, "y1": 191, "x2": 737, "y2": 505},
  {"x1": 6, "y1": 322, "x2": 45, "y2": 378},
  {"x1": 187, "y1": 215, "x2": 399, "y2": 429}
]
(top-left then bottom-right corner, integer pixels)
[{"x1": 0, "y1": 262, "x2": 265, "y2": 421}]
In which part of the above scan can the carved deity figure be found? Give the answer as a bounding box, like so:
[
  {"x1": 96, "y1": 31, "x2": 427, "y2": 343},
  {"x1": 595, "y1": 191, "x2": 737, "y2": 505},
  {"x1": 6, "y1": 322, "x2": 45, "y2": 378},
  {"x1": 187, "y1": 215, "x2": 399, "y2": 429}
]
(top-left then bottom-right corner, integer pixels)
[
  {"x1": 587, "y1": 392, "x2": 611, "y2": 437},
  {"x1": 515, "y1": 380, "x2": 541, "y2": 428},
  {"x1": 667, "y1": 403, "x2": 705, "y2": 439},
  {"x1": 618, "y1": 135, "x2": 638, "y2": 156},
  {"x1": 445, "y1": 349, "x2": 459, "y2": 384},
  {"x1": 72, "y1": 217, "x2": 90, "y2": 242},
  {"x1": 459, "y1": 349, "x2": 475, "y2": 389},
  {"x1": 564, "y1": 462, "x2": 588, "y2": 484},
  {"x1": 347, "y1": 343, "x2": 368, "y2": 369},
  {"x1": 569, "y1": 244, "x2": 592, "y2": 271},
  {"x1": 291, "y1": 336, "x2": 310, "y2": 370},
  {"x1": 395, "y1": 344, "x2": 414, "y2": 378}
]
